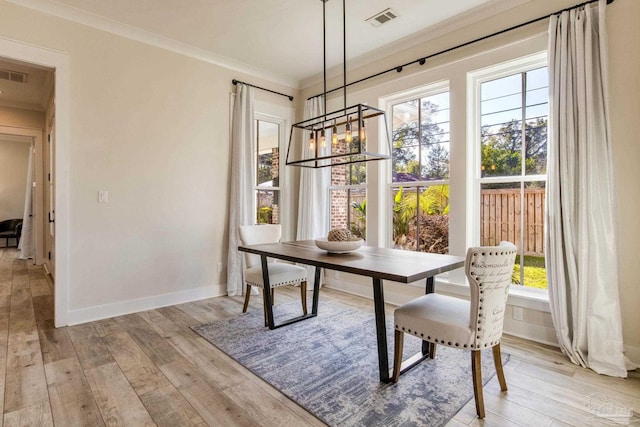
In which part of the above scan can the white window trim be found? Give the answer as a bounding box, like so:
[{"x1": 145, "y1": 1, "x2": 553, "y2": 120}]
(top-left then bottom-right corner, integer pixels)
[
  {"x1": 254, "y1": 111, "x2": 290, "y2": 230},
  {"x1": 379, "y1": 81, "x2": 451, "y2": 250},
  {"x1": 466, "y1": 51, "x2": 549, "y2": 300}
]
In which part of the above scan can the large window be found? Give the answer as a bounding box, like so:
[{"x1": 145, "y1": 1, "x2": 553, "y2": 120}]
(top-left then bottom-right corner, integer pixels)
[
  {"x1": 477, "y1": 66, "x2": 548, "y2": 289},
  {"x1": 390, "y1": 89, "x2": 450, "y2": 254},
  {"x1": 255, "y1": 119, "x2": 280, "y2": 224}
]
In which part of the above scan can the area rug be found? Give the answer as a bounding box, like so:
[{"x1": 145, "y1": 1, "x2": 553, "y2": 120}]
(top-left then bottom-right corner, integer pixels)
[{"x1": 193, "y1": 300, "x2": 508, "y2": 427}]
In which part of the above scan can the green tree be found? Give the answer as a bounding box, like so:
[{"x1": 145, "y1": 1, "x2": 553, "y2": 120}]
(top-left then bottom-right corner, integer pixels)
[
  {"x1": 392, "y1": 100, "x2": 449, "y2": 179},
  {"x1": 481, "y1": 118, "x2": 547, "y2": 178},
  {"x1": 424, "y1": 143, "x2": 449, "y2": 180},
  {"x1": 350, "y1": 199, "x2": 366, "y2": 238}
]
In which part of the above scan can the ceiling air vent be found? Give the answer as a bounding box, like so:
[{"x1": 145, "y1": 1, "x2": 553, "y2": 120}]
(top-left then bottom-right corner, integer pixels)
[
  {"x1": 366, "y1": 8, "x2": 398, "y2": 27},
  {"x1": 0, "y1": 69, "x2": 27, "y2": 84}
]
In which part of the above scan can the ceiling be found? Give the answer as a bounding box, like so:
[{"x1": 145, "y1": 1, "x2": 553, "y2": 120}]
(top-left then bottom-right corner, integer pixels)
[
  {"x1": 4, "y1": 0, "x2": 533, "y2": 88},
  {"x1": 0, "y1": 58, "x2": 54, "y2": 111}
]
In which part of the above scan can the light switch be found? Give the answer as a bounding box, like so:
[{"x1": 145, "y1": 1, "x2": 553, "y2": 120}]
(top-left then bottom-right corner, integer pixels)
[{"x1": 98, "y1": 190, "x2": 109, "y2": 203}]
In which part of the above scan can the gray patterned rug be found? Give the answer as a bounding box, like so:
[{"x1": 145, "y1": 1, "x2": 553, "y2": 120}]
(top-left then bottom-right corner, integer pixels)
[{"x1": 193, "y1": 300, "x2": 508, "y2": 427}]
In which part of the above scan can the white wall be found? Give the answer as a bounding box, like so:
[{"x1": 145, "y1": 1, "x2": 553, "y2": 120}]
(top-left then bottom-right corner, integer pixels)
[
  {"x1": 0, "y1": 2, "x2": 297, "y2": 323},
  {"x1": 0, "y1": 137, "x2": 30, "y2": 221},
  {"x1": 304, "y1": 0, "x2": 640, "y2": 362}
]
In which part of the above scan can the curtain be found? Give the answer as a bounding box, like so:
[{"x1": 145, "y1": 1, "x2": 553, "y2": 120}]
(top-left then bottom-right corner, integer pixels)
[
  {"x1": 19, "y1": 142, "x2": 35, "y2": 259},
  {"x1": 546, "y1": 0, "x2": 631, "y2": 377},
  {"x1": 227, "y1": 84, "x2": 255, "y2": 296},
  {"x1": 296, "y1": 96, "x2": 331, "y2": 285}
]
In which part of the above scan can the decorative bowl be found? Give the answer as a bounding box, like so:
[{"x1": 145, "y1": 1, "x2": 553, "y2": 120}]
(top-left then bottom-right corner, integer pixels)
[{"x1": 314, "y1": 238, "x2": 364, "y2": 254}]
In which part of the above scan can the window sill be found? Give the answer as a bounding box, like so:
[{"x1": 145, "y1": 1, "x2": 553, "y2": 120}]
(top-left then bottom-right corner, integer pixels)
[{"x1": 434, "y1": 276, "x2": 551, "y2": 313}]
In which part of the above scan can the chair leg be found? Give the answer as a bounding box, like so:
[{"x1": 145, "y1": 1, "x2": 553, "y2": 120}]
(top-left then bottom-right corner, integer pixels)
[
  {"x1": 300, "y1": 281, "x2": 307, "y2": 315},
  {"x1": 471, "y1": 350, "x2": 485, "y2": 419},
  {"x1": 242, "y1": 285, "x2": 251, "y2": 313},
  {"x1": 392, "y1": 329, "x2": 404, "y2": 383},
  {"x1": 492, "y1": 343, "x2": 508, "y2": 391},
  {"x1": 429, "y1": 343, "x2": 437, "y2": 359}
]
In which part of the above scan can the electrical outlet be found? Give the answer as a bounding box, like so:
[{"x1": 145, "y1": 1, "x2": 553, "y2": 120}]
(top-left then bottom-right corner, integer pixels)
[
  {"x1": 217, "y1": 262, "x2": 223, "y2": 272},
  {"x1": 512, "y1": 306, "x2": 524, "y2": 321}
]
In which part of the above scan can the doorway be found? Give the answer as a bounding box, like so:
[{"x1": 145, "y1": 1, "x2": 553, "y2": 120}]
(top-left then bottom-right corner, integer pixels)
[
  {"x1": 0, "y1": 39, "x2": 70, "y2": 327},
  {"x1": 0, "y1": 57, "x2": 54, "y2": 265}
]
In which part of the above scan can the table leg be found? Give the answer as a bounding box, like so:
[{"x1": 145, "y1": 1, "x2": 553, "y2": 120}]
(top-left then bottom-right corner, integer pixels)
[
  {"x1": 372, "y1": 277, "x2": 390, "y2": 383},
  {"x1": 422, "y1": 276, "x2": 435, "y2": 355},
  {"x1": 311, "y1": 266, "x2": 321, "y2": 315},
  {"x1": 261, "y1": 255, "x2": 275, "y2": 329}
]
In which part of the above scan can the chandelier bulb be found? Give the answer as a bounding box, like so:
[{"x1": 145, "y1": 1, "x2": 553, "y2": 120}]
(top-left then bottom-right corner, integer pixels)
[
  {"x1": 309, "y1": 131, "x2": 315, "y2": 150},
  {"x1": 345, "y1": 117, "x2": 352, "y2": 143},
  {"x1": 360, "y1": 121, "x2": 366, "y2": 142},
  {"x1": 332, "y1": 123, "x2": 338, "y2": 145},
  {"x1": 320, "y1": 129, "x2": 326, "y2": 148}
]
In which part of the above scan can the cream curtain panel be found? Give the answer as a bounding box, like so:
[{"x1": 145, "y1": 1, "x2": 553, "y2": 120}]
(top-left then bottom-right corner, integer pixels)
[
  {"x1": 19, "y1": 142, "x2": 35, "y2": 260},
  {"x1": 227, "y1": 84, "x2": 255, "y2": 296},
  {"x1": 546, "y1": 0, "x2": 631, "y2": 377},
  {"x1": 296, "y1": 96, "x2": 331, "y2": 285}
]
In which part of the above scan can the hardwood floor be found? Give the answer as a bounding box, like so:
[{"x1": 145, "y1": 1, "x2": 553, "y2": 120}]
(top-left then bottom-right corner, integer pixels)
[{"x1": 0, "y1": 247, "x2": 638, "y2": 426}]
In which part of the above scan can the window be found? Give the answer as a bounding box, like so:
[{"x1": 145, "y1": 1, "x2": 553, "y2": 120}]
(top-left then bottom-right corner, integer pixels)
[
  {"x1": 329, "y1": 144, "x2": 366, "y2": 239},
  {"x1": 390, "y1": 88, "x2": 450, "y2": 253},
  {"x1": 255, "y1": 119, "x2": 280, "y2": 224},
  {"x1": 476, "y1": 65, "x2": 548, "y2": 290}
]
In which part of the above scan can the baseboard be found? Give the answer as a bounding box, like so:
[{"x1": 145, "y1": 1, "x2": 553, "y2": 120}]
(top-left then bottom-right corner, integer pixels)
[{"x1": 67, "y1": 284, "x2": 226, "y2": 325}]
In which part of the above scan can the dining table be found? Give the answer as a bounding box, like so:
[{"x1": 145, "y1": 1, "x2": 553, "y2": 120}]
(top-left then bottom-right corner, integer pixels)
[{"x1": 238, "y1": 239, "x2": 465, "y2": 383}]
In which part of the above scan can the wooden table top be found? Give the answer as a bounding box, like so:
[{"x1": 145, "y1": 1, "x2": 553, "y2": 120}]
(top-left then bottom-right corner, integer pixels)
[{"x1": 238, "y1": 240, "x2": 465, "y2": 283}]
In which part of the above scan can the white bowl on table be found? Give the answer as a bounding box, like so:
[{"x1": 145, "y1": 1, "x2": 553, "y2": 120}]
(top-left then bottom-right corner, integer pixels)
[{"x1": 314, "y1": 238, "x2": 364, "y2": 254}]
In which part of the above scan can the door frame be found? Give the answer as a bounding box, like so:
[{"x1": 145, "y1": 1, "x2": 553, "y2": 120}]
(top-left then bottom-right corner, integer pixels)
[
  {"x1": 0, "y1": 37, "x2": 70, "y2": 327},
  {"x1": 0, "y1": 127, "x2": 44, "y2": 265}
]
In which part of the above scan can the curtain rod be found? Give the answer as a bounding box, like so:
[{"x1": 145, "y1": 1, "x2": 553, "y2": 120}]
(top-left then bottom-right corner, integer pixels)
[
  {"x1": 232, "y1": 79, "x2": 294, "y2": 101},
  {"x1": 308, "y1": 0, "x2": 614, "y2": 100}
]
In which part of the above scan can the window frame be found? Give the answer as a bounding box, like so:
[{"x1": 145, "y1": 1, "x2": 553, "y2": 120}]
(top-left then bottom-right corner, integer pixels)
[
  {"x1": 253, "y1": 112, "x2": 288, "y2": 227},
  {"x1": 467, "y1": 51, "x2": 549, "y2": 296},
  {"x1": 383, "y1": 81, "x2": 451, "y2": 252}
]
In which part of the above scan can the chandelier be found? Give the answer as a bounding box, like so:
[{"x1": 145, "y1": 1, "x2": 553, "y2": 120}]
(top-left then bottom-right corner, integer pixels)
[{"x1": 285, "y1": 0, "x2": 392, "y2": 168}]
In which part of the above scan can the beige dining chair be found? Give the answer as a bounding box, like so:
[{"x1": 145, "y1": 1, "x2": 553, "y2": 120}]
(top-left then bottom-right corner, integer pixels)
[
  {"x1": 238, "y1": 224, "x2": 307, "y2": 325},
  {"x1": 392, "y1": 241, "x2": 517, "y2": 419}
]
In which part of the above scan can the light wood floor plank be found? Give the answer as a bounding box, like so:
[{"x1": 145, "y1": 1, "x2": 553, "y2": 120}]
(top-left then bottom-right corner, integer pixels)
[
  {"x1": 44, "y1": 357, "x2": 104, "y2": 426},
  {"x1": 114, "y1": 313, "x2": 182, "y2": 366},
  {"x1": 100, "y1": 330, "x2": 171, "y2": 395},
  {"x1": 67, "y1": 323, "x2": 115, "y2": 371},
  {"x1": 159, "y1": 358, "x2": 257, "y2": 426},
  {"x1": 4, "y1": 257, "x2": 49, "y2": 414},
  {"x1": 3, "y1": 401, "x2": 53, "y2": 427},
  {"x1": 37, "y1": 320, "x2": 77, "y2": 365},
  {"x1": 84, "y1": 362, "x2": 155, "y2": 427},
  {"x1": 139, "y1": 384, "x2": 207, "y2": 427}
]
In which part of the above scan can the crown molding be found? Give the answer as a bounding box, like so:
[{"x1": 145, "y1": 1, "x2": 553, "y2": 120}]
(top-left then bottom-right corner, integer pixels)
[
  {"x1": 6, "y1": 0, "x2": 300, "y2": 89},
  {"x1": 300, "y1": 0, "x2": 533, "y2": 90}
]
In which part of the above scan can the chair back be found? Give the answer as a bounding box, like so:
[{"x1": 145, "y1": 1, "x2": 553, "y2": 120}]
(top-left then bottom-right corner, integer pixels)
[
  {"x1": 466, "y1": 241, "x2": 517, "y2": 348},
  {"x1": 238, "y1": 224, "x2": 282, "y2": 269}
]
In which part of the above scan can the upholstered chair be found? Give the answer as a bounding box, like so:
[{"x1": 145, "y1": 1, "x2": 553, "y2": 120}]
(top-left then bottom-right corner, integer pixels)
[
  {"x1": 238, "y1": 224, "x2": 307, "y2": 325},
  {"x1": 392, "y1": 242, "x2": 517, "y2": 419}
]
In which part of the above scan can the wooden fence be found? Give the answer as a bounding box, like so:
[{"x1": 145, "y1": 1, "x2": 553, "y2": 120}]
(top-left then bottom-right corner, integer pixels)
[{"x1": 480, "y1": 188, "x2": 545, "y2": 256}]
